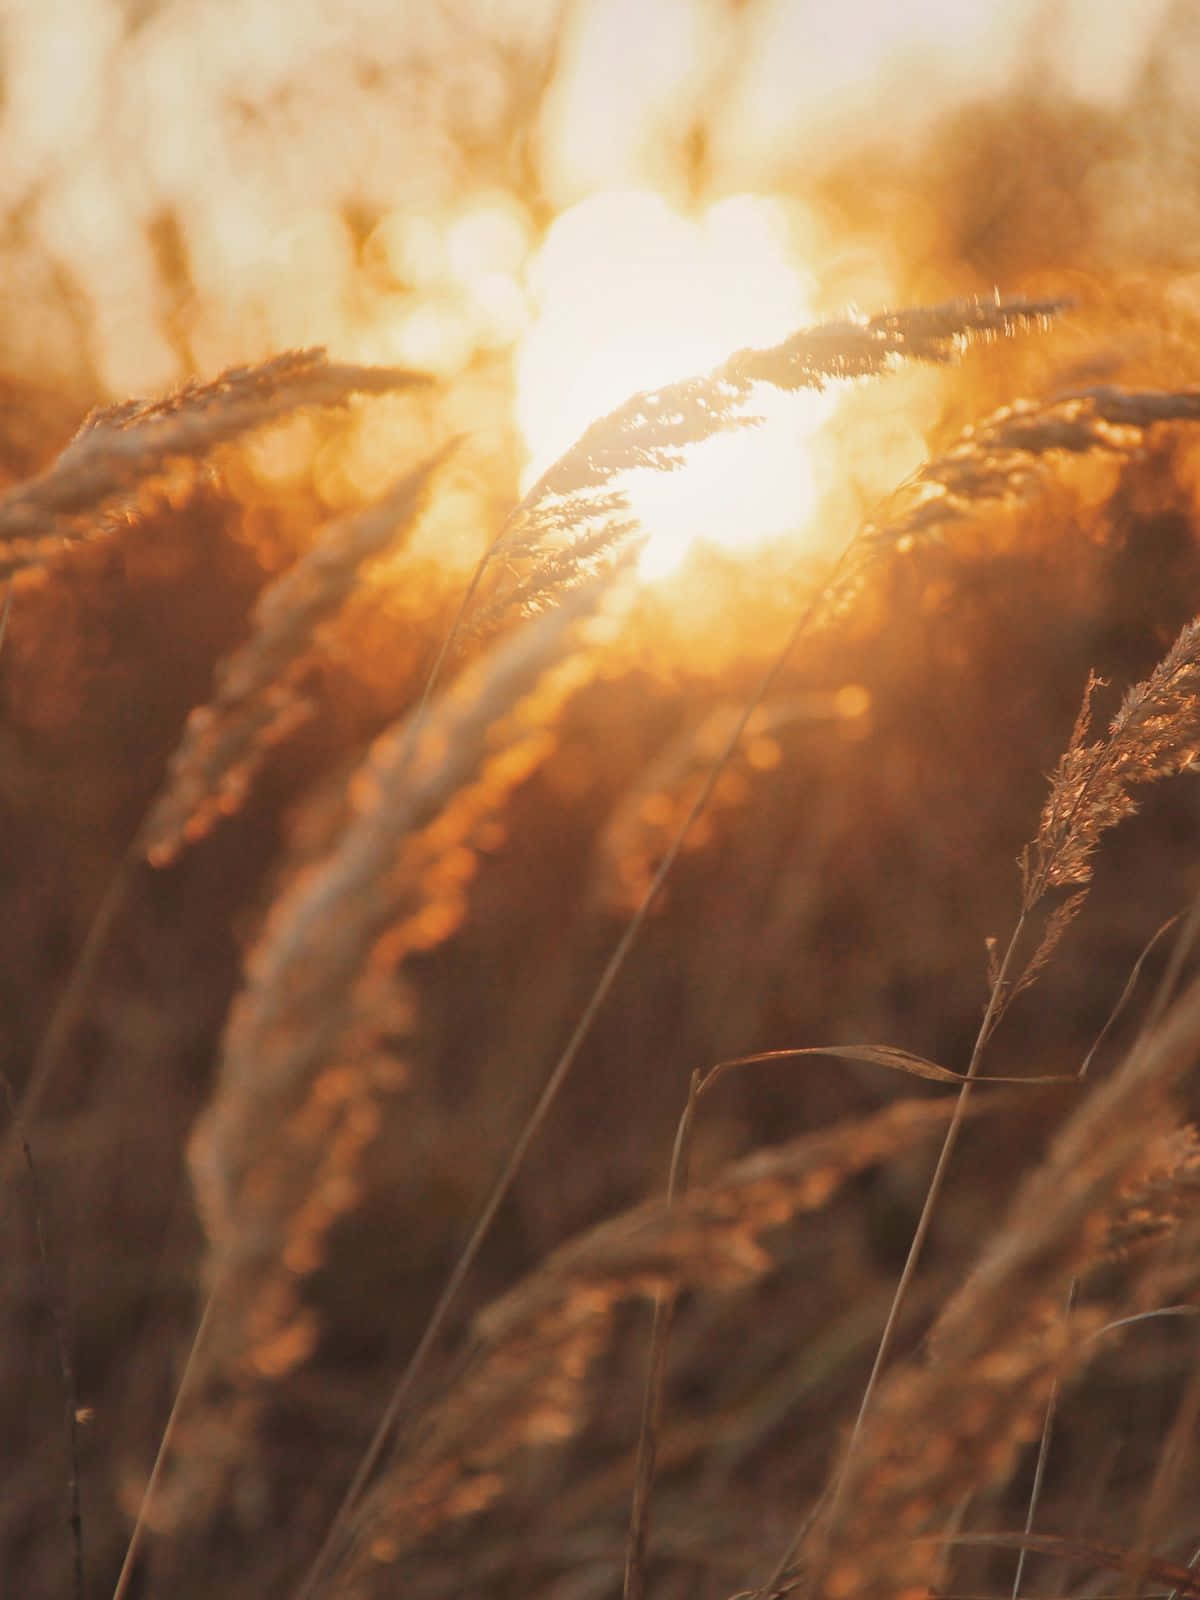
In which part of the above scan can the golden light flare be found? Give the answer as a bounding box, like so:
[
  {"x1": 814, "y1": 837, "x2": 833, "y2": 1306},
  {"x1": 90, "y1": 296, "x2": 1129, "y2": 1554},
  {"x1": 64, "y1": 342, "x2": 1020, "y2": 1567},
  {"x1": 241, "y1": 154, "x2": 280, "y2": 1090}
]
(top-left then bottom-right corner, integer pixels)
[
  {"x1": 514, "y1": 188, "x2": 838, "y2": 580},
  {"x1": 363, "y1": 193, "x2": 533, "y2": 377}
]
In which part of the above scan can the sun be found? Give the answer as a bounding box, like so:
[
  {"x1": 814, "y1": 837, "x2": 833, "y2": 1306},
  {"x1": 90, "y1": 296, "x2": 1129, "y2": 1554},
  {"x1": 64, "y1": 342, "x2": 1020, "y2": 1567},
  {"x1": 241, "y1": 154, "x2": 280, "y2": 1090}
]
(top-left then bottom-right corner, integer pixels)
[{"x1": 514, "y1": 188, "x2": 836, "y2": 580}]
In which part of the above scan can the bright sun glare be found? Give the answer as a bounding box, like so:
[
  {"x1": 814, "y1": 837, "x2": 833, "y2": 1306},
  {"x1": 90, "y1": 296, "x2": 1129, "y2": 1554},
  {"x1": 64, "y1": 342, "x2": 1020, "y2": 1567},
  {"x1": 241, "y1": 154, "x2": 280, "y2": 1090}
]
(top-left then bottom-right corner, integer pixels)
[{"x1": 514, "y1": 189, "x2": 836, "y2": 580}]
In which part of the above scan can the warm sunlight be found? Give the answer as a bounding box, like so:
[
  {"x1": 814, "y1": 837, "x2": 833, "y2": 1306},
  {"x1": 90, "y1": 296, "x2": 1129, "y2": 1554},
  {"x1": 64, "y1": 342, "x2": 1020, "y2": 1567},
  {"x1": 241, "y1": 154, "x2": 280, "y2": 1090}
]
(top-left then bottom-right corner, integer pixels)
[{"x1": 514, "y1": 189, "x2": 837, "y2": 580}]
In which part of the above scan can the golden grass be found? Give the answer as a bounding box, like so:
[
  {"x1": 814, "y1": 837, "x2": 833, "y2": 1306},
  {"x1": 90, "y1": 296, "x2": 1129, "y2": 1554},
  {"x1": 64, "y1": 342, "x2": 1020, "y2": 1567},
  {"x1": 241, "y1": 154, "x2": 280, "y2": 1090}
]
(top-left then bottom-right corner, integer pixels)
[{"x1": 3, "y1": 283, "x2": 1200, "y2": 1600}]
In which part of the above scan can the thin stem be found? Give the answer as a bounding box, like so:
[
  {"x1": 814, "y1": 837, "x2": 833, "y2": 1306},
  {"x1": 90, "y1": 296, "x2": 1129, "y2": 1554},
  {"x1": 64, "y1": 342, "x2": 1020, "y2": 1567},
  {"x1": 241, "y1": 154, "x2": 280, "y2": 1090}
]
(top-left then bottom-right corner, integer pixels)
[
  {"x1": 1129, "y1": 1355, "x2": 1200, "y2": 1600},
  {"x1": 1167, "y1": 1538, "x2": 1200, "y2": 1600},
  {"x1": 294, "y1": 544, "x2": 860, "y2": 1600},
  {"x1": 398, "y1": 515, "x2": 501, "y2": 761},
  {"x1": 624, "y1": 1069, "x2": 702, "y2": 1600},
  {"x1": 1087, "y1": 1306, "x2": 1200, "y2": 1342},
  {"x1": 1139, "y1": 888, "x2": 1200, "y2": 1044},
  {"x1": 293, "y1": 607, "x2": 812, "y2": 1600},
  {"x1": 0, "y1": 1070, "x2": 83, "y2": 1600},
  {"x1": 1079, "y1": 911, "x2": 1182, "y2": 1080},
  {"x1": 766, "y1": 909, "x2": 1030, "y2": 1593},
  {"x1": 4, "y1": 859, "x2": 134, "y2": 1170},
  {"x1": 112, "y1": 1291, "x2": 216, "y2": 1600},
  {"x1": 1012, "y1": 1279, "x2": 1077, "y2": 1599}
]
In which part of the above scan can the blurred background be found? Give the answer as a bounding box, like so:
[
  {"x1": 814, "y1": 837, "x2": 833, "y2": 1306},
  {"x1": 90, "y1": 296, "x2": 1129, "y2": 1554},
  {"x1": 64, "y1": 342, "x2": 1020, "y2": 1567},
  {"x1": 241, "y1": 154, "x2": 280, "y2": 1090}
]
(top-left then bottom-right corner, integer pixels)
[
  {"x1": 6, "y1": 3, "x2": 1200, "y2": 1598},
  {"x1": 4, "y1": 0, "x2": 1199, "y2": 564}
]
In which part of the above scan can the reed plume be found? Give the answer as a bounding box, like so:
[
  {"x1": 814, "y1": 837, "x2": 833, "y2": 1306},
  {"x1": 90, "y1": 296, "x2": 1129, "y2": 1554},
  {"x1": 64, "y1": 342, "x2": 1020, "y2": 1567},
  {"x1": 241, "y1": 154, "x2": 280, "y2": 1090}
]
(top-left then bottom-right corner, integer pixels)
[
  {"x1": 817, "y1": 384, "x2": 1200, "y2": 627},
  {"x1": 326, "y1": 1096, "x2": 958, "y2": 1595},
  {"x1": 484, "y1": 299, "x2": 1062, "y2": 621},
  {"x1": 1025, "y1": 619, "x2": 1200, "y2": 898},
  {"x1": 150, "y1": 572, "x2": 618, "y2": 1538},
  {"x1": 141, "y1": 446, "x2": 453, "y2": 865},
  {"x1": 0, "y1": 349, "x2": 426, "y2": 573},
  {"x1": 803, "y1": 975, "x2": 1200, "y2": 1600}
]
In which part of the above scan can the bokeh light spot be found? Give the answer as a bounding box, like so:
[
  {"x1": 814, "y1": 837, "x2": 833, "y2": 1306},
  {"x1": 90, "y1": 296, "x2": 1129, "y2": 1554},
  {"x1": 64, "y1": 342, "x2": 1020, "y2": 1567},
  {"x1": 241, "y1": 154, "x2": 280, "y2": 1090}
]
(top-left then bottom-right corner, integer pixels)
[{"x1": 515, "y1": 188, "x2": 837, "y2": 579}]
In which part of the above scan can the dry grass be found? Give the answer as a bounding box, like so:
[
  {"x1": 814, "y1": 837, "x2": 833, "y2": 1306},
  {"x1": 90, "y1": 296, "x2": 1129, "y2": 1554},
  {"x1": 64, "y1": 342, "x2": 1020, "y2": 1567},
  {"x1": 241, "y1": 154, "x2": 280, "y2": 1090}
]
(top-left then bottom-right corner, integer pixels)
[{"x1": 5, "y1": 83, "x2": 1200, "y2": 1600}]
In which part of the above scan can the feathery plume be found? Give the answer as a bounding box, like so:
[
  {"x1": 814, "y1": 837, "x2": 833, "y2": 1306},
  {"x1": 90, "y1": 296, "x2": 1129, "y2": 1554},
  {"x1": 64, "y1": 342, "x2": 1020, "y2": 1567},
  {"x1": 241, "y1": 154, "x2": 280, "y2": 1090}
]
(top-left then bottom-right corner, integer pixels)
[
  {"x1": 140, "y1": 446, "x2": 453, "y2": 865},
  {"x1": 1023, "y1": 619, "x2": 1200, "y2": 901},
  {"x1": 327, "y1": 1097, "x2": 958, "y2": 1594},
  {"x1": 153, "y1": 571, "x2": 618, "y2": 1538},
  {"x1": 858, "y1": 387, "x2": 1200, "y2": 560},
  {"x1": 486, "y1": 299, "x2": 1062, "y2": 620},
  {"x1": 0, "y1": 349, "x2": 427, "y2": 566},
  {"x1": 802, "y1": 975, "x2": 1200, "y2": 1600},
  {"x1": 1101, "y1": 1123, "x2": 1200, "y2": 1261}
]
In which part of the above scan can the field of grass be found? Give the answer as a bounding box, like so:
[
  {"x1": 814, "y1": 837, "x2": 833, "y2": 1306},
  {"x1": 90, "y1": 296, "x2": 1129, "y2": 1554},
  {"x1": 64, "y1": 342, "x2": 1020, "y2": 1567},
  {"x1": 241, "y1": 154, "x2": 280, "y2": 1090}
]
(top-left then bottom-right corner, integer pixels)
[{"x1": 4, "y1": 11, "x2": 1200, "y2": 1600}]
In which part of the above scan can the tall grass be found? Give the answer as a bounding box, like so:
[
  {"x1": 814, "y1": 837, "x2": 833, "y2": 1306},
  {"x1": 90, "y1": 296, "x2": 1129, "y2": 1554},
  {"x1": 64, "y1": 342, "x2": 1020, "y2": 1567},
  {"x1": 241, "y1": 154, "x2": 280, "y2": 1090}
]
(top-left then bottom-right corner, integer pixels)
[{"x1": 3, "y1": 287, "x2": 1200, "y2": 1600}]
